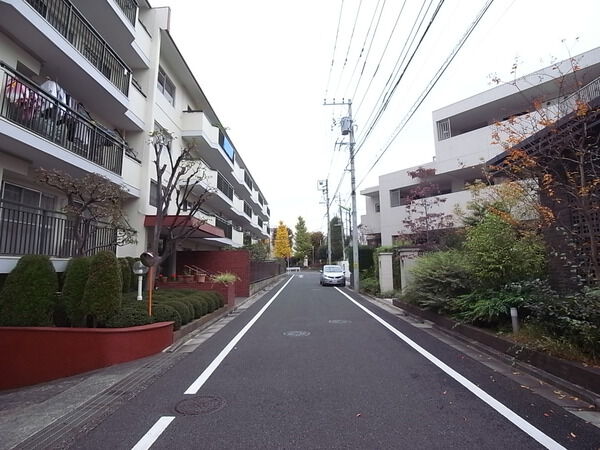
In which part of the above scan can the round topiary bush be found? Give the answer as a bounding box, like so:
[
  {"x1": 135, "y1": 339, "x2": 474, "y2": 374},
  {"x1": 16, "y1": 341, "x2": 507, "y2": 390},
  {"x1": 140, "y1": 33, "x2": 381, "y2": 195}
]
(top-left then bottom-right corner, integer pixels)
[
  {"x1": 152, "y1": 304, "x2": 182, "y2": 330},
  {"x1": 0, "y1": 255, "x2": 58, "y2": 326},
  {"x1": 105, "y1": 308, "x2": 154, "y2": 328},
  {"x1": 62, "y1": 256, "x2": 91, "y2": 327},
  {"x1": 118, "y1": 258, "x2": 131, "y2": 294},
  {"x1": 161, "y1": 300, "x2": 192, "y2": 325},
  {"x1": 83, "y1": 251, "x2": 123, "y2": 326}
]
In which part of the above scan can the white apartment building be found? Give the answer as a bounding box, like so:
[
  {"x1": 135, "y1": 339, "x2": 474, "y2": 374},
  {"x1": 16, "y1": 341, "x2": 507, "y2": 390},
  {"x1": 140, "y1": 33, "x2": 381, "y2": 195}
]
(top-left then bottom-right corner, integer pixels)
[
  {"x1": 361, "y1": 47, "x2": 600, "y2": 247},
  {"x1": 0, "y1": 0, "x2": 270, "y2": 273}
]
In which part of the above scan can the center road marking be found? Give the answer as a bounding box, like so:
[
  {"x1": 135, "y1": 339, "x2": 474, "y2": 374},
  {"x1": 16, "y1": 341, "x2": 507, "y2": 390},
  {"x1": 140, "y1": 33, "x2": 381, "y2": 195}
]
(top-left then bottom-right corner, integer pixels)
[
  {"x1": 184, "y1": 276, "x2": 295, "y2": 395},
  {"x1": 335, "y1": 287, "x2": 566, "y2": 450}
]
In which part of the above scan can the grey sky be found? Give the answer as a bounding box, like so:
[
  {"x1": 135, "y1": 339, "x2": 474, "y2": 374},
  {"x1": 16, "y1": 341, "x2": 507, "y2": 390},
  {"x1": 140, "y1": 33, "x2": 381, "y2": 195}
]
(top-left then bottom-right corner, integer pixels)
[{"x1": 154, "y1": 0, "x2": 600, "y2": 234}]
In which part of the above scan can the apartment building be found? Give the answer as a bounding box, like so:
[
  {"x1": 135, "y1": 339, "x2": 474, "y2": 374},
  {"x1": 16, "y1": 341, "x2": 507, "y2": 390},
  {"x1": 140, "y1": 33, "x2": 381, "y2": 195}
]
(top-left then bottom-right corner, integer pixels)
[
  {"x1": 0, "y1": 0, "x2": 270, "y2": 273},
  {"x1": 361, "y1": 47, "x2": 600, "y2": 247}
]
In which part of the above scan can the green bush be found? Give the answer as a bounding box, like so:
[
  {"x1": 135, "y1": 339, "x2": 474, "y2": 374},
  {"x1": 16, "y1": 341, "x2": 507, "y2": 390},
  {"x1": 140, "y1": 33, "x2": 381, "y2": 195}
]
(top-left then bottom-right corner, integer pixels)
[
  {"x1": 62, "y1": 256, "x2": 91, "y2": 327},
  {"x1": 118, "y1": 258, "x2": 132, "y2": 293},
  {"x1": 360, "y1": 277, "x2": 379, "y2": 295},
  {"x1": 105, "y1": 308, "x2": 154, "y2": 328},
  {"x1": 152, "y1": 304, "x2": 182, "y2": 330},
  {"x1": 126, "y1": 257, "x2": 139, "y2": 291},
  {"x1": 405, "y1": 250, "x2": 472, "y2": 313},
  {"x1": 83, "y1": 251, "x2": 122, "y2": 326},
  {"x1": 452, "y1": 289, "x2": 525, "y2": 326},
  {"x1": 0, "y1": 255, "x2": 58, "y2": 326},
  {"x1": 161, "y1": 300, "x2": 192, "y2": 325},
  {"x1": 464, "y1": 213, "x2": 546, "y2": 288}
]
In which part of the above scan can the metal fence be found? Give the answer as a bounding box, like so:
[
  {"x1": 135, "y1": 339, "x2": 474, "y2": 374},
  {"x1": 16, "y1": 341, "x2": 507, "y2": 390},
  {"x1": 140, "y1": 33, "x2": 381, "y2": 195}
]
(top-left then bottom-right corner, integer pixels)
[
  {"x1": 114, "y1": 0, "x2": 138, "y2": 25},
  {"x1": 26, "y1": 0, "x2": 131, "y2": 95},
  {"x1": 250, "y1": 260, "x2": 285, "y2": 283},
  {"x1": 1, "y1": 64, "x2": 124, "y2": 175},
  {"x1": 0, "y1": 199, "x2": 117, "y2": 257}
]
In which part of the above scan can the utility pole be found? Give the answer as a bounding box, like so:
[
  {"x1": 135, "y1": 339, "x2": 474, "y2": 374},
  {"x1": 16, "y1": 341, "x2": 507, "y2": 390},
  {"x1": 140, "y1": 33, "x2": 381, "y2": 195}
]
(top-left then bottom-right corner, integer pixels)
[
  {"x1": 323, "y1": 98, "x2": 360, "y2": 292},
  {"x1": 338, "y1": 194, "x2": 346, "y2": 261},
  {"x1": 318, "y1": 179, "x2": 332, "y2": 264}
]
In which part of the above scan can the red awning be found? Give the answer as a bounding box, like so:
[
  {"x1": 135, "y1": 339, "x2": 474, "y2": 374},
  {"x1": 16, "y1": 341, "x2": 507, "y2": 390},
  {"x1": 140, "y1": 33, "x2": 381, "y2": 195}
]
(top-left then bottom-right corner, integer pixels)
[{"x1": 144, "y1": 215, "x2": 225, "y2": 239}]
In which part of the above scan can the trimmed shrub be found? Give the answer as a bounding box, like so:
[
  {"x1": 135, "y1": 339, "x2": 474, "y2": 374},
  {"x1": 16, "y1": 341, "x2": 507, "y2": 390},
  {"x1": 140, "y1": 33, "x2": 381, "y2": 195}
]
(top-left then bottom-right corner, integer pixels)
[
  {"x1": 62, "y1": 256, "x2": 92, "y2": 327},
  {"x1": 0, "y1": 255, "x2": 58, "y2": 326},
  {"x1": 83, "y1": 251, "x2": 122, "y2": 326},
  {"x1": 118, "y1": 258, "x2": 132, "y2": 293},
  {"x1": 161, "y1": 300, "x2": 192, "y2": 325},
  {"x1": 126, "y1": 257, "x2": 139, "y2": 291},
  {"x1": 152, "y1": 304, "x2": 182, "y2": 330},
  {"x1": 360, "y1": 277, "x2": 379, "y2": 295},
  {"x1": 105, "y1": 308, "x2": 154, "y2": 328}
]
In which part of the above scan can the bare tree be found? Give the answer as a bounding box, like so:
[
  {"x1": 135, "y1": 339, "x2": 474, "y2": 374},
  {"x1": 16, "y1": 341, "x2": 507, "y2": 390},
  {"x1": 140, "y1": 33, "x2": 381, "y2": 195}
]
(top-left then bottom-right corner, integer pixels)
[{"x1": 35, "y1": 168, "x2": 136, "y2": 256}]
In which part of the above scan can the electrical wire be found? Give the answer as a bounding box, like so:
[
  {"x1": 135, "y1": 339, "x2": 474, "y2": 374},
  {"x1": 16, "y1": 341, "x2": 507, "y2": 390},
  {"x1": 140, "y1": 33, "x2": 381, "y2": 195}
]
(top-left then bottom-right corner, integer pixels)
[
  {"x1": 356, "y1": 0, "x2": 496, "y2": 189},
  {"x1": 333, "y1": 0, "x2": 364, "y2": 99},
  {"x1": 324, "y1": 0, "x2": 345, "y2": 100}
]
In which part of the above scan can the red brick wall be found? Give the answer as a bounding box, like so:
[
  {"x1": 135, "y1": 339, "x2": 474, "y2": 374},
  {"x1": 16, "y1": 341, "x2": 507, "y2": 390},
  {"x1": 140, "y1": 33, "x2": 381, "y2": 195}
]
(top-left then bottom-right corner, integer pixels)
[
  {"x1": 0, "y1": 323, "x2": 173, "y2": 390},
  {"x1": 177, "y1": 250, "x2": 250, "y2": 297}
]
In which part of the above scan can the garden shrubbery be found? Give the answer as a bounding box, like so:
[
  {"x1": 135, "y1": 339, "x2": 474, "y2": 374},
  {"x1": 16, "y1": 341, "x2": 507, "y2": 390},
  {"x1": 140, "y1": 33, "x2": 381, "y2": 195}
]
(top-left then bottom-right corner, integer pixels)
[
  {"x1": 0, "y1": 255, "x2": 58, "y2": 326},
  {"x1": 63, "y1": 256, "x2": 92, "y2": 326},
  {"x1": 83, "y1": 251, "x2": 122, "y2": 326}
]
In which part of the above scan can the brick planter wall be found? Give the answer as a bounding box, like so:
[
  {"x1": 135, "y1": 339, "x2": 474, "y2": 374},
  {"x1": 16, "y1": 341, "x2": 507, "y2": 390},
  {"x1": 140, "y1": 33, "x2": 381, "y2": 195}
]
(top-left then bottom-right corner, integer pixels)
[
  {"x1": 177, "y1": 250, "x2": 250, "y2": 297},
  {"x1": 0, "y1": 322, "x2": 173, "y2": 390}
]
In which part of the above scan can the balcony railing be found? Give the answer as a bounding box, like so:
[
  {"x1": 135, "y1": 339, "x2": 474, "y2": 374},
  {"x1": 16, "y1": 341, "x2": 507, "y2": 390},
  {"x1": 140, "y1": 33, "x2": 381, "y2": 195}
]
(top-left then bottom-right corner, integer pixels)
[
  {"x1": 1, "y1": 64, "x2": 125, "y2": 175},
  {"x1": 215, "y1": 216, "x2": 232, "y2": 239},
  {"x1": 26, "y1": 0, "x2": 131, "y2": 95},
  {"x1": 243, "y1": 202, "x2": 252, "y2": 218},
  {"x1": 216, "y1": 172, "x2": 234, "y2": 201},
  {"x1": 0, "y1": 199, "x2": 117, "y2": 257},
  {"x1": 114, "y1": 0, "x2": 138, "y2": 25}
]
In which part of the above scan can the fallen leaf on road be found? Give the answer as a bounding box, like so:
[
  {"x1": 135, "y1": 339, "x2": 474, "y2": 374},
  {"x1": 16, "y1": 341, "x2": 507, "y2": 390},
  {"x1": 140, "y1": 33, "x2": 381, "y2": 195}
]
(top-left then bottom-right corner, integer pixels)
[
  {"x1": 570, "y1": 432, "x2": 576, "y2": 438},
  {"x1": 356, "y1": 413, "x2": 361, "y2": 418},
  {"x1": 543, "y1": 413, "x2": 550, "y2": 417},
  {"x1": 520, "y1": 385, "x2": 531, "y2": 390},
  {"x1": 443, "y1": 391, "x2": 447, "y2": 395}
]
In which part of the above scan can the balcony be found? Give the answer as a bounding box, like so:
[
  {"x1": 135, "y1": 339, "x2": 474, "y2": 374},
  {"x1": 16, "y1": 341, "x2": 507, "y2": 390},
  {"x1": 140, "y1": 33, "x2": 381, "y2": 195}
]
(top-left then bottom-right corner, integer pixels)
[
  {"x1": 25, "y1": 0, "x2": 131, "y2": 95},
  {"x1": 114, "y1": 0, "x2": 137, "y2": 25},
  {"x1": 1, "y1": 63, "x2": 125, "y2": 175},
  {"x1": 0, "y1": 199, "x2": 117, "y2": 258},
  {"x1": 214, "y1": 216, "x2": 232, "y2": 239}
]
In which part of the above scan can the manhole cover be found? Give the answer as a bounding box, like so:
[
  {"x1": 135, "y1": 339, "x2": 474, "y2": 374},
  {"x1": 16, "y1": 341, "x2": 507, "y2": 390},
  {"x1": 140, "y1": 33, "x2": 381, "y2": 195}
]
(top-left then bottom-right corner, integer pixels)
[
  {"x1": 283, "y1": 331, "x2": 311, "y2": 337},
  {"x1": 328, "y1": 320, "x2": 352, "y2": 324},
  {"x1": 175, "y1": 396, "x2": 226, "y2": 415}
]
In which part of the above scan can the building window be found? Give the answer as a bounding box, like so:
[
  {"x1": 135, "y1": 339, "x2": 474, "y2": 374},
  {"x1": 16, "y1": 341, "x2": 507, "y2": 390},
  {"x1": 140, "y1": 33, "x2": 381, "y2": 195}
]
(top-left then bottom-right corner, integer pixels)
[
  {"x1": 244, "y1": 201, "x2": 252, "y2": 218},
  {"x1": 149, "y1": 180, "x2": 158, "y2": 207},
  {"x1": 436, "y1": 118, "x2": 451, "y2": 141},
  {"x1": 390, "y1": 189, "x2": 401, "y2": 208},
  {"x1": 157, "y1": 66, "x2": 176, "y2": 106},
  {"x1": 3, "y1": 182, "x2": 54, "y2": 210},
  {"x1": 258, "y1": 193, "x2": 264, "y2": 206},
  {"x1": 375, "y1": 202, "x2": 380, "y2": 213},
  {"x1": 244, "y1": 172, "x2": 253, "y2": 190},
  {"x1": 258, "y1": 217, "x2": 263, "y2": 227}
]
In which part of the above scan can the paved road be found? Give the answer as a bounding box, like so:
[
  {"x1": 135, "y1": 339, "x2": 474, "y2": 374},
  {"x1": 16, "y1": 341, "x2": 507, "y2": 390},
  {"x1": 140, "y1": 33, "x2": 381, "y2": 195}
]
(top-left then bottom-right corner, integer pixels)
[{"x1": 70, "y1": 274, "x2": 600, "y2": 449}]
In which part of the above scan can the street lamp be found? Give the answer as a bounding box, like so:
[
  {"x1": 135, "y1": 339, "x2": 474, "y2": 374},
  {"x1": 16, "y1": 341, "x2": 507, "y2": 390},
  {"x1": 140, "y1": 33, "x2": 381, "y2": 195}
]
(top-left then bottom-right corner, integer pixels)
[{"x1": 132, "y1": 261, "x2": 149, "y2": 301}]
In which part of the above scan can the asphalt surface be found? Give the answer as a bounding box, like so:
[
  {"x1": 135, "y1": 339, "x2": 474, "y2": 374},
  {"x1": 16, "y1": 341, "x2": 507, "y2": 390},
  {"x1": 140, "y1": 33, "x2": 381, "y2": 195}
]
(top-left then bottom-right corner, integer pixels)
[{"x1": 49, "y1": 274, "x2": 600, "y2": 448}]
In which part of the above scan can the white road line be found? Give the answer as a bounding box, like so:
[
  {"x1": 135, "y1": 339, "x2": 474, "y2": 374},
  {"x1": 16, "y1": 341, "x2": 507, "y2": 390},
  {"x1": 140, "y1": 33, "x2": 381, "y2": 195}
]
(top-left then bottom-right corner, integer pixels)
[
  {"x1": 335, "y1": 288, "x2": 566, "y2": 450},
  {"x1": 184, "y1": 276, "x2": 295, "y2": 395},
  {"x1": 131, "y1": 416, "x2": 175, "y2": 450}
]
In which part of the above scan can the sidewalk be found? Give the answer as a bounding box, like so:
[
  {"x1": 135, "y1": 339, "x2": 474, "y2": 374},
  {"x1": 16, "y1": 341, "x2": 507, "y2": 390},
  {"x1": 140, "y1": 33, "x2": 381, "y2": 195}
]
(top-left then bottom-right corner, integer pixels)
[{"x1": 0, "y1": 278, "x2": 286, "y2": 450}]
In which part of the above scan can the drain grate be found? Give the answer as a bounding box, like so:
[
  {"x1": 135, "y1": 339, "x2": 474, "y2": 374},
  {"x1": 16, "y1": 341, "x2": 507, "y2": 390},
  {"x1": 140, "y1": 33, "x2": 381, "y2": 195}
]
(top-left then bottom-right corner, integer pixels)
[
  {"x1": 283, "y1": 331, "x2": 311, "y2": 337},
  {"x1": 328, "y1": 320, "x2": 352, "y2": 324},
  {"x1": 175, "y1": 395, "x2": 226, "y2": 416}
]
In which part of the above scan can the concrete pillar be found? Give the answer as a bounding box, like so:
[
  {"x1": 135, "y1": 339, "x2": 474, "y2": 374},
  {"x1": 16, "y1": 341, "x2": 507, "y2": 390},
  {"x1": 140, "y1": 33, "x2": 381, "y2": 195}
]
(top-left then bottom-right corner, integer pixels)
[
  {"x1": 378, "y1": 252, "x2": 394, "y2": 294},
  {"x1": 399, "y1": 248, "x2": 422, "y2": 294}
]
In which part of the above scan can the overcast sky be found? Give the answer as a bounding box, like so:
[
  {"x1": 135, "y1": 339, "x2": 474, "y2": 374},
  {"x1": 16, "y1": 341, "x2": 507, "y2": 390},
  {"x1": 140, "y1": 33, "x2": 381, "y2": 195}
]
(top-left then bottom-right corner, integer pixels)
[{"x1": 153, "y1": 0, "x2": 599, "y2": 234}]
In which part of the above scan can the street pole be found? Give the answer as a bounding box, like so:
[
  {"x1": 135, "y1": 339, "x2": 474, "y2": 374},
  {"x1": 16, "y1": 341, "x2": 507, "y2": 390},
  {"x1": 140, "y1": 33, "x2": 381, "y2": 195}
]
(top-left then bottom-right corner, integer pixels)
[
  {"x1": 338, "y1": 194, "x2": 346, "y2": 261},
  {"x1": 323, "y1": 98, "x2": 360, "y2": 292},
  {"x1": 319, "y1": 179, "x2": 332, "y2": 264}
]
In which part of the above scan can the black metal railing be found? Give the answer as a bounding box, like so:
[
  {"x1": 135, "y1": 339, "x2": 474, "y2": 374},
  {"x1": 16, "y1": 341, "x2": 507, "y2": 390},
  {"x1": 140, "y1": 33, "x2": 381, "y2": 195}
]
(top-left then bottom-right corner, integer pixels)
[
  {"x1": 26, "y1": 0, "x2": 131, "y2": 95},
  {"x1": 216, "y1": 173, "x2": 234, "y2": 200},
  {"x1": 243, "y1": 202, "x2": 252, "y2": 218},
  {"x1": 114, "y1": 0, "x2": 138, "y2": 25},
  {"x1": 1, "y1": 64, "x2": 124, "y2": 175},
  {"x1": 215, "y1": 216, "x2": 232, "y2": 239},
  {"x1": 250, "y1": 260, "x2": 285, "y2": 283},
  {"x1": 0, "y1": 199, "x2": 117, "y2": 257}
]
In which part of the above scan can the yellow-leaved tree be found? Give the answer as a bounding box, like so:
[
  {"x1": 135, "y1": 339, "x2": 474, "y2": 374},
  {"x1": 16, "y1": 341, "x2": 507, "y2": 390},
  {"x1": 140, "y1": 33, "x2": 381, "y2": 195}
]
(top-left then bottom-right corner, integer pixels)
[{"x1": 273, "y1": 221, "x2": 292, "y2": 260}]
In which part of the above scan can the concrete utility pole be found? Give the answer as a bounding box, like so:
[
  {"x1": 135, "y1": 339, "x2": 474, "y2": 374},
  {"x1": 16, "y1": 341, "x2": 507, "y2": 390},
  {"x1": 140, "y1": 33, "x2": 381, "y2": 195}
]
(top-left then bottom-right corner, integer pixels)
[
  {"x1": 323, "y1": 99, "x2": 360, "y2": 292},
  {"x1": 318, "y1": 179, "x2": 332, "y2": 264},
  {"x1": 338, "y1": 194, "x2": 346, "y2": 261}
]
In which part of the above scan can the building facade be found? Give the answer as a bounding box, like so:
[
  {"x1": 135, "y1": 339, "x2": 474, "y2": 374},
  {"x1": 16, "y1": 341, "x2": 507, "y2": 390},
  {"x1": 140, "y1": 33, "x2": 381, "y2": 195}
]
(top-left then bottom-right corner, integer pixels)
[
  {"x1": 361, "y1": 47, "x2": 600, "y2": 247},
  {"x1": 0, "y1": 0, "x2": 271, "y2": 273}
]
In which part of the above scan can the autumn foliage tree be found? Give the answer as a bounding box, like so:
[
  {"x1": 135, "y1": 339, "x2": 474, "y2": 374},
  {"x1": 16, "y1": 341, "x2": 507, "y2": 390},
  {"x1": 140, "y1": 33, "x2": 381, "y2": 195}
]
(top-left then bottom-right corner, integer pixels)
[
  {"x1": 273, "y1": 221, "x2": 292, "y2": 260},
  {"x1": 491, "y1": 57, "x2": 600, "y2": 286},
  {"x1": 401, "y1": 167, "x2": 454, "y2": 248}
]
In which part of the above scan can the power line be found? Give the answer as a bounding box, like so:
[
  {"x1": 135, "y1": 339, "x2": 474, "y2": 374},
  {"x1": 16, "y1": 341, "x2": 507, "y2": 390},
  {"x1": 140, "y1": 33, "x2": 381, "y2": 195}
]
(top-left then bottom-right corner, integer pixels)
[
  {"x1": 357, "y1": 0, "x2": 496, "y2": 189},
  {"x1": 324, "y1": 0, "x2": 345, "y2": 99},
  {"x1": 355, "y1": 0, "x2": 444, "y2": 154},
  {"x1": 333, "y1": 0, "x2": 364, "y2": 98},
  {"x1": 342, "y1": 0, "x2": 382, "y2": 96}
]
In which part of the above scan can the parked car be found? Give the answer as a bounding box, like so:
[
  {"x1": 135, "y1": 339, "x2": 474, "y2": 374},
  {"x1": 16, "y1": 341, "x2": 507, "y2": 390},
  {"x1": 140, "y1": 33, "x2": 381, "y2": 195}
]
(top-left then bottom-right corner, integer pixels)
[{"x1": 320, "y1": 265, "x2": 346, "y2": 287}]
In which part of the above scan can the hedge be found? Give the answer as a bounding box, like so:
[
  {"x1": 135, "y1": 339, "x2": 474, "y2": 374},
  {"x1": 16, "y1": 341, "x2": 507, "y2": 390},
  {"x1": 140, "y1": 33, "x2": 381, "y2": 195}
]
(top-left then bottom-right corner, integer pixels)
[
  {"x1": 62, "y1": 256, "x2": 92, "y2": 327},
  {"x1": 83, "y1": 251, "x2": 122, "y2": 326}
]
